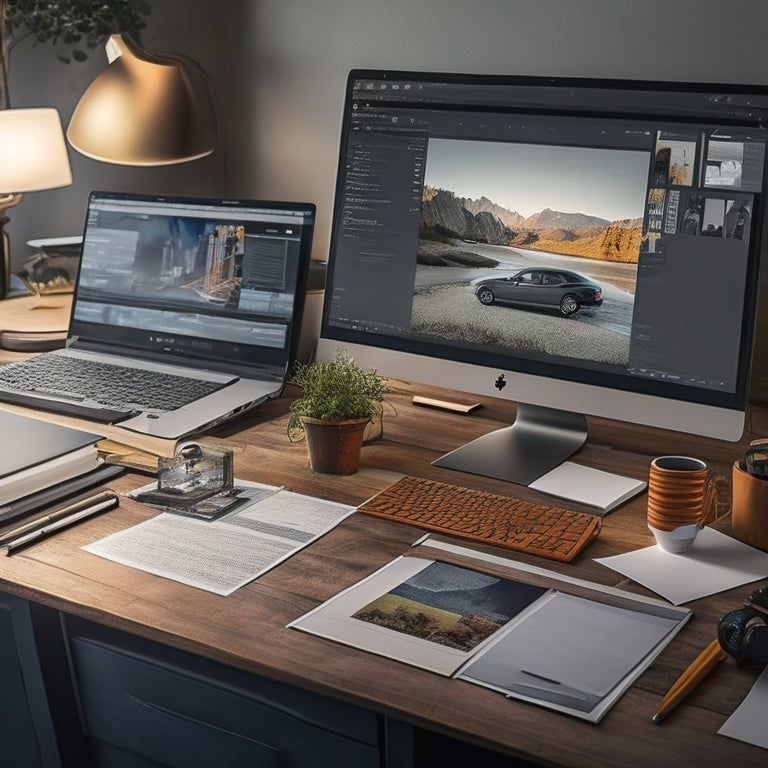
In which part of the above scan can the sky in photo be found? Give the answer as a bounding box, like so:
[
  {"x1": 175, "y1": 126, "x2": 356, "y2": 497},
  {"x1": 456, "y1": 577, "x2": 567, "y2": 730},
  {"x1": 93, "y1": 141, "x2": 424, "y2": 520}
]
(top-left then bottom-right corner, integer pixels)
[{"x1": 424, "y1": 138, "x2": 650, "y2": 222}]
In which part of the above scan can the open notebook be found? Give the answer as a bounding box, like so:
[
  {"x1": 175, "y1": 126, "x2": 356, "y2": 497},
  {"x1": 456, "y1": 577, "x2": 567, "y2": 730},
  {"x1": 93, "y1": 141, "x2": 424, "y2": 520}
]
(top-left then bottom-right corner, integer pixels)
[{"x1": 0, "y1": 191, "x2": 315, "y2": 439}]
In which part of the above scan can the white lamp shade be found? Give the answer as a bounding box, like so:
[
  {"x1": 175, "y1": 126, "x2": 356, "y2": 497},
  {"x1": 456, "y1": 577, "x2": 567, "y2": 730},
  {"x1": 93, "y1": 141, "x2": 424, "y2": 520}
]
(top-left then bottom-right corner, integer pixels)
[
  {"x1": 67, "y1": 35, "x2": 216, "y2": 166},
  {"x1": 0, "y1": 108, "x2": 73, "y2": 193}
]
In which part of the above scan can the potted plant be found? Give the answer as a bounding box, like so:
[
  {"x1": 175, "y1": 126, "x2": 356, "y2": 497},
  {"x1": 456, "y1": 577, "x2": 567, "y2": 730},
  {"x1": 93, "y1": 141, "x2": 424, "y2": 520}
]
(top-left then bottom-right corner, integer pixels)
[{"x1": 287, "y1": 348, "x2": 387, "y2": 475}]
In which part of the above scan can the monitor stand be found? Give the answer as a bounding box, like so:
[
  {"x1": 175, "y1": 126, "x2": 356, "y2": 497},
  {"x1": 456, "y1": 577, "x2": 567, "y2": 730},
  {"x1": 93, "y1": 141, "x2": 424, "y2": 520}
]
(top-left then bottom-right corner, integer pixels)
[{"x1": 431, "y1": 402, "x2": 588, "y2": 486}]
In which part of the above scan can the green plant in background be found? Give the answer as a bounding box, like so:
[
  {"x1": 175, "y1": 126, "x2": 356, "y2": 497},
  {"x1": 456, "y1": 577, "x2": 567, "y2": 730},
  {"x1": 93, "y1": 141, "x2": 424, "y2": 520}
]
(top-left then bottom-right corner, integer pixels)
[
  {"x1": 0, "y1": 0, "x2": 152, "y2": 107},
  {"x1": 287, "y1": 349, "x2": 387, "y2": 441}
]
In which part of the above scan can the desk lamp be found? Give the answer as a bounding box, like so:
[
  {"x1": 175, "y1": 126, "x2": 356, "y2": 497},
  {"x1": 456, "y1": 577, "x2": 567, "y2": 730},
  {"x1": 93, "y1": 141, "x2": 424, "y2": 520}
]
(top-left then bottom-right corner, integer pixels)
[
  {"x1": 66, "y1": 34, "x2": 216, "y2": 166},
  {"x1": 0, "y1": 107, "x2": 73, "y2": 298}
]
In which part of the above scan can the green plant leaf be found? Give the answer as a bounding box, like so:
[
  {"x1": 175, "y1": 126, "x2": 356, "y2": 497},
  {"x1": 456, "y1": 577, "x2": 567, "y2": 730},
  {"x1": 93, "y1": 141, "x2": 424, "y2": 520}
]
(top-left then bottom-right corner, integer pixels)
[{"x1": 287, "y1": 348, "x2": 388, "y2": 436}]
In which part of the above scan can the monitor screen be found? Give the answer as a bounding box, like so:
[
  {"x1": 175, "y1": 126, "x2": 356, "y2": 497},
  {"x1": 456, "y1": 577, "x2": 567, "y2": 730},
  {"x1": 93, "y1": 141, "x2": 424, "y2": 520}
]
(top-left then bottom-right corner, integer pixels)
[{"x1": 317, "y1": 70, "x2": 768, "y2": 485}]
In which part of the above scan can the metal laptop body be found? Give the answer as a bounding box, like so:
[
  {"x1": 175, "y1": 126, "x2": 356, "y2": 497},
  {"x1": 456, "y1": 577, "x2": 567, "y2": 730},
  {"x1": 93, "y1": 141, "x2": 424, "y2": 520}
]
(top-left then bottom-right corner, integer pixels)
[{"x1": 0, "y1": 191, "x2": 315, "y2": 439}]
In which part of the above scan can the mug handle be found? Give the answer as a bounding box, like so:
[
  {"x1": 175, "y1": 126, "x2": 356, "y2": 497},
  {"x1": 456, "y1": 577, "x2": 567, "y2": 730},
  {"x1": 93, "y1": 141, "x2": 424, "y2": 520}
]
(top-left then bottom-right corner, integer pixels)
[{"x1": 699, "y1": 471, "x2": 731, "y2": 527}]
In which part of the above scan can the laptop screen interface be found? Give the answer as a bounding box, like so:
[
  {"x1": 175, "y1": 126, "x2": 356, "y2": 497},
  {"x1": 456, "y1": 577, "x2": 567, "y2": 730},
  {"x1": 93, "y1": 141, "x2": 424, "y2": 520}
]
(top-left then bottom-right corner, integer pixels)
[{"x1": 71, "y1": 192, "x2": 315, "y2": 372}]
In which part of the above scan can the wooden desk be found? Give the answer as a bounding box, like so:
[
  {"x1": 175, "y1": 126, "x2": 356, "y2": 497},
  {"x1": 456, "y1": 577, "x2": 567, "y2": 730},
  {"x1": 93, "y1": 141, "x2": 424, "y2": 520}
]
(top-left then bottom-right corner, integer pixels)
[{"x1": 0, "y1": 385, "x2": 766, "y2": 767}]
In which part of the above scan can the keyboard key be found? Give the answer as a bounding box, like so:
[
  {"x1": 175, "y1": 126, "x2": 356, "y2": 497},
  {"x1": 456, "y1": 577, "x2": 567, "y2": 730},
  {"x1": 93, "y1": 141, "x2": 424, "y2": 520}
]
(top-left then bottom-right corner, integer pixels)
[{"x1": 0, "y1": 354, "x2": 227, "y2": 412}]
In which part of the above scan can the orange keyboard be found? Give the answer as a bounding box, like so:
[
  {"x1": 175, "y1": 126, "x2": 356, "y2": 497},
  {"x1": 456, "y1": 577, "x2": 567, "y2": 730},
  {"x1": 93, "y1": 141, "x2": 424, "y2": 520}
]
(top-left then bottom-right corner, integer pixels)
[{"x1": 356, "y1": 475, "x2": 601, "y2": 562}]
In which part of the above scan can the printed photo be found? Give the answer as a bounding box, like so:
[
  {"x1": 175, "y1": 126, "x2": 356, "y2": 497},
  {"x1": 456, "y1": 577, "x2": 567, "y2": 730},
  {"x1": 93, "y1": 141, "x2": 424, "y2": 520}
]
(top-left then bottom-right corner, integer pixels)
[{"x1": 352, "y1": 560, "x2": 546, "y2": 652}]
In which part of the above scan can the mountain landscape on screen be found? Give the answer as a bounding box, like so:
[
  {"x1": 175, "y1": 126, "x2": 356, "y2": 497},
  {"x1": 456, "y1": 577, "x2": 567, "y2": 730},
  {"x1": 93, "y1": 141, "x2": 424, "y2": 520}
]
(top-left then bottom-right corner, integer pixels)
[{"x1": 420, "y1": 186, "x2": 642, "y2": 265}]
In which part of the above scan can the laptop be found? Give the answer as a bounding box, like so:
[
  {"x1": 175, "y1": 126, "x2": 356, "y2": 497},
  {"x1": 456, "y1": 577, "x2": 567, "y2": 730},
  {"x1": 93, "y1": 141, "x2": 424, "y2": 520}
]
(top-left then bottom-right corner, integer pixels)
[{"x1": 0, "y1": 191, "x2": 316, "y2": 439}]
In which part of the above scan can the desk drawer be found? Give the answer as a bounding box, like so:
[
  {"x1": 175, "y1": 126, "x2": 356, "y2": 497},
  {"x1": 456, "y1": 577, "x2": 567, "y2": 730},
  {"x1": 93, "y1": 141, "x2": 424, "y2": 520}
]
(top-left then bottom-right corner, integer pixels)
[{"x1": 69, "y1": 635, "x2": 380, "y2": 768}]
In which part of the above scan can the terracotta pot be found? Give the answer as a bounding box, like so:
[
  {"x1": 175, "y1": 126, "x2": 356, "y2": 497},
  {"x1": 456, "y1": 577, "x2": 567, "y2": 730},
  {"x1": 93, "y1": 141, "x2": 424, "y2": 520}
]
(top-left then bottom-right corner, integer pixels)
[{"x1": 301, "y1": 416, "x2": 370, "y2": 475}]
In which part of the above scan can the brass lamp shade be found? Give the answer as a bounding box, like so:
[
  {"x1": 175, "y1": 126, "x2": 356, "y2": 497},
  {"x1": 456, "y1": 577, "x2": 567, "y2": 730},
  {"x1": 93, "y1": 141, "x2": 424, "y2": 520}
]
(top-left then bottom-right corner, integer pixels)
[{"x1": 67, "y1": 34, "x2": 216, "y2": 166}]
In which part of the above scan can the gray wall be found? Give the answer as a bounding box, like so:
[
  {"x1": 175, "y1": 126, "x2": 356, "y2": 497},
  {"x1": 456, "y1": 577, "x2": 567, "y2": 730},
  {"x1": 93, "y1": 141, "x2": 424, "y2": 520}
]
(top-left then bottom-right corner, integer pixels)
[
  {"x1": 5, "y1": 1, "x2": 246, "y2": 266},
  {"x1": 239, "y1": 0, "x2": 768, "y2": 263},
  {"x1": 7, "y1": 0, "x2": 768, "y2": 268}
]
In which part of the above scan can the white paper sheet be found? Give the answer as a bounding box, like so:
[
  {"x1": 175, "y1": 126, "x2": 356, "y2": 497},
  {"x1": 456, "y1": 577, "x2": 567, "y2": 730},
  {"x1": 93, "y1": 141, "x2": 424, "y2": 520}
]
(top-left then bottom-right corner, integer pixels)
[
  {"x1": 458, "y1": 590, "x2": 682, "y2": 721},
  {"x1": 83, "y1": 482, "x2": 355, "y2": 595},
  {"x1": 719, "y1": 664, "x2": 768, "y2": 749},
  {"x1": 595, "y1": 527, "x2": 768, "y2": 605}
]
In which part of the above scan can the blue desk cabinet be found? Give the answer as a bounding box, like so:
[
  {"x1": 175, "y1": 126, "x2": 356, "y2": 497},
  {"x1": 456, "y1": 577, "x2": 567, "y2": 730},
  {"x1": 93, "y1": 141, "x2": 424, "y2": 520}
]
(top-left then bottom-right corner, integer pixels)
[
  {"x1": 0, "y1": 596, "x2": 45, "y2": 768},
  {"x1": 0, "y1": 594, "x2": 79, "y2": 768},
  {"x1": 0, "y1": 591, "x2": 417, "y2": 768},
  {"x1": 0, "y1": 589, "x2": 519, "y2": 768},
  {"x1": 63, "y1": 618, "x2": 385, "y2": 768}
]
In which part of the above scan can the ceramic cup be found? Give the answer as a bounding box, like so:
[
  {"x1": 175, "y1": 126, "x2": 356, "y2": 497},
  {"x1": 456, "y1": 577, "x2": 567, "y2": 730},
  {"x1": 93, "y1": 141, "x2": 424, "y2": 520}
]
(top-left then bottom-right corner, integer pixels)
[
  {"x1": 732, "y1": 461, "x2": 768, "y2": 551},
  {"x1": 647, "y1": 455, "x2": 731, "y2": 553}
]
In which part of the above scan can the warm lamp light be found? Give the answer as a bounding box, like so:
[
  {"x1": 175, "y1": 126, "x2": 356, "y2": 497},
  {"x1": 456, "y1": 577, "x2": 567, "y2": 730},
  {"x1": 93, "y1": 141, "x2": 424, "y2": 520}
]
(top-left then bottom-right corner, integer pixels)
[
  {"x1": 66, "y1": 34, "x2": 216, "y2": 166},
  {"x1": 0, "y1": 107, "x2": 73, "y2": 298}
]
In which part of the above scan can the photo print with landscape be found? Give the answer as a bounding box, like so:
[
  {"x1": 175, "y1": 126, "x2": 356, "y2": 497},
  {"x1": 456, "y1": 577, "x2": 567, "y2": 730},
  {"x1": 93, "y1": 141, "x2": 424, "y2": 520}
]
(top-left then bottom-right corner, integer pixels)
[{"x1": 352, "y1": 560, "x2": 546, "y2": 652}]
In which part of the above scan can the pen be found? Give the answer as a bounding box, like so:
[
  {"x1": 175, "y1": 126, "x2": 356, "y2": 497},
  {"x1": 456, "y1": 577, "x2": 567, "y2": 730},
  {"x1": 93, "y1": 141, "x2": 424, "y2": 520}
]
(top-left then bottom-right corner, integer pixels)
[
  {"x1": 652, "y1": 638, "x2": 726, "y2": 723},
  {"x1": 0, "y1": 490, "x2": 118, "y2": 547},
  {"x1": 2, "y1": 492, "x2": 119, "y2": 555}
]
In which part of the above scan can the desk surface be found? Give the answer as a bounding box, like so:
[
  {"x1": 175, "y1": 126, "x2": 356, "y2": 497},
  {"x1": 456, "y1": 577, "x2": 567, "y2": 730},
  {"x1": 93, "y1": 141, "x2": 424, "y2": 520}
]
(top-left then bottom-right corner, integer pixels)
[{"x1": 0, "y1": 384, "x2": 766, "y2": 768}]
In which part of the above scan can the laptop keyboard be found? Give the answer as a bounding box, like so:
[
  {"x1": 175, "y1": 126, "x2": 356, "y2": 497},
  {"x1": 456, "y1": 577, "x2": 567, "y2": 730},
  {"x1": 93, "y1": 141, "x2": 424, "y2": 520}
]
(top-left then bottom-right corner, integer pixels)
[{"x1": 0, "y1": 354, "x2": 229, "y2": 412}]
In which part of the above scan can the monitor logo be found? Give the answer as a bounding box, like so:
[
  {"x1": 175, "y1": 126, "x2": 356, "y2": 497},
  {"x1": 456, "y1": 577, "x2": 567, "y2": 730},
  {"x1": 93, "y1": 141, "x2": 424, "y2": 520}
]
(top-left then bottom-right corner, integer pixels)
[{"x1": 494, "y1": 373, "x2": 507, "y2": 391}]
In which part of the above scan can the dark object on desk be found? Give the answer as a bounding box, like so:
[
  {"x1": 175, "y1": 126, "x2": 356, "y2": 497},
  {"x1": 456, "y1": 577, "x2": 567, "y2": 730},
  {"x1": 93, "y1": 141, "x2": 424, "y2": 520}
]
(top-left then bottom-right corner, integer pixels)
[
  {"x1": 356, "y1": 475, "x2": 600, "y2": 562},
  {"x1": 741, "y1": 441, "x2": 768, "y2": 478},
  {"x1": 137, "y1": 485, "x2": 251, "y2": 521},
  {"x1": 718, "y1": 606, "x2": 768, "y2": 665},
  {"x1": 745, "y1": 584, "x2": 768, "y2": 614},
  {"x1": 17, "y1": 236, "x2": 82, "y2": 295},
  {"x1": 0, "y1": 463, "x2": 124, "y2": 527},
  {"x1": 0, "y1": 328, "x2": 67, "y2": 352},
  {"x1": 651, "y1": 638, "x2": 726, "y2": 724}
]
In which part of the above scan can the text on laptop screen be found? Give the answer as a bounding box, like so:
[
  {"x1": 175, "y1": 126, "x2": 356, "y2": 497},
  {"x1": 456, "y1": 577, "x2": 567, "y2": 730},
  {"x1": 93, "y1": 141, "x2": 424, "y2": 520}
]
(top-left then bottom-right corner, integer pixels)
[{"x1": 71, "y1": 193, "x2": 315, "y2": 370}]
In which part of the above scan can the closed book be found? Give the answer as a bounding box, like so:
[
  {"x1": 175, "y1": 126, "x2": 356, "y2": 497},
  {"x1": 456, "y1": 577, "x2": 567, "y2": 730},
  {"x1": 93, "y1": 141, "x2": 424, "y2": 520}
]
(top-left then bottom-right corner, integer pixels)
[
  {"x1": 0, "y1": 464, "x2": 124, "y2": 527},
  {"x1": 0, "y1": 411, "x2": 103, "y2": 505}
]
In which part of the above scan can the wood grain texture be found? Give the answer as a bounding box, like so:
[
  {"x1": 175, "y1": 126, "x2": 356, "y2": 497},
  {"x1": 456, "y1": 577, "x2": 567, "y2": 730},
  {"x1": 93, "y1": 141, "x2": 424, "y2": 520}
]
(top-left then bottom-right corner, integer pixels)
[{"x1": 0, "y1": 384, "x2": 764, "y2": 767}]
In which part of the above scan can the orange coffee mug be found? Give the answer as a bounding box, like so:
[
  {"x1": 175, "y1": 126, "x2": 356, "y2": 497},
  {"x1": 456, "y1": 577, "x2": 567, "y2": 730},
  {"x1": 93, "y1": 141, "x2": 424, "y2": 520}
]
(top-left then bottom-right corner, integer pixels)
[
  {"x1": 647, "y1": 455, "x2": 730, "y2": 552},
  {"x1": 732, "y1": 461, "x2": 768, "y2": 551}
]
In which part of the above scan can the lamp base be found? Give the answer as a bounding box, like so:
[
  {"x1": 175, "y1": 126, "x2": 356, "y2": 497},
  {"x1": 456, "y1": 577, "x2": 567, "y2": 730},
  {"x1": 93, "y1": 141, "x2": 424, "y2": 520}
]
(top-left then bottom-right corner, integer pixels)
[{"x1": 0, "y1": 193, "x2": 23, "y2": 300}]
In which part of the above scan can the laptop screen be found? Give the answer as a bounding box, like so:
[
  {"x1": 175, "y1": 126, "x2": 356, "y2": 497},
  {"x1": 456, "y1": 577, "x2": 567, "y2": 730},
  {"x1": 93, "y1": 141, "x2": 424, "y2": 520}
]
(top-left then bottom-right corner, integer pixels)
[{"x1": 70, "y1": 191, "x2": 316, "y2": 375}]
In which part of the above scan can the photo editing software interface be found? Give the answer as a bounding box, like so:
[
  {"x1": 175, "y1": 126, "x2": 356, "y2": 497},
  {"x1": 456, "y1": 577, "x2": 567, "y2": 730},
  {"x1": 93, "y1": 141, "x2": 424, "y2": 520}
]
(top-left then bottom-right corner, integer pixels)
[
  {"x1": 321, "y1": 71, "x2": 768, "y2": 475},
  {"x1": 74, "y1": 194, "x2": 314, "y2": 368}
]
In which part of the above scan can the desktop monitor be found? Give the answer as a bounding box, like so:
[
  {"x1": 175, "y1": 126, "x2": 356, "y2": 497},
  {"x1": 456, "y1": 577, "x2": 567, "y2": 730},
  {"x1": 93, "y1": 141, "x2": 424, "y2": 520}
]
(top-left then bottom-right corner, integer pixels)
[{"x1": 316, "y1": 70, "x2": 768, "y2": 485}]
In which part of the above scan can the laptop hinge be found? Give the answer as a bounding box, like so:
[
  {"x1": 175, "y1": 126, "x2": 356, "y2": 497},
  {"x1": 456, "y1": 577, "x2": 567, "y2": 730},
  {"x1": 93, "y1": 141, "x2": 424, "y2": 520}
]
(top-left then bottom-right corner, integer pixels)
[{"x1": 64, "y1": 338, "x2": 285, "y2": 383}]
